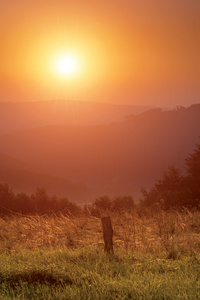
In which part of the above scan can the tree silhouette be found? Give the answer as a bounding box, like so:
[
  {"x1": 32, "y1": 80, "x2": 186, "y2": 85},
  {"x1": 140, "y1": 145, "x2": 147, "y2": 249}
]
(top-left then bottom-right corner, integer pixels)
[
  {"x1": 140, "y1": 144, "x2": 200, "y2": 209},
  {"x1": 185, "y1": 143, "x2": 200, "y2": 206}
]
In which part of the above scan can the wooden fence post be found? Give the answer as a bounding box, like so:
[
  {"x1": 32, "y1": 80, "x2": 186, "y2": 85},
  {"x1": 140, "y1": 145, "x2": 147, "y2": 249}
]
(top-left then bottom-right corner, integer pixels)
[{"x1": 101, "y1": 216, "x2": 114, "y2": 253}]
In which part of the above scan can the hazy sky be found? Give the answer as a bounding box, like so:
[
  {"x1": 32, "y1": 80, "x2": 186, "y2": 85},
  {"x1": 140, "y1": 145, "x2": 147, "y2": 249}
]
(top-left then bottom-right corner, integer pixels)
[{"x1": 0, "y1": 0, "x2": 200, "y2": 106}]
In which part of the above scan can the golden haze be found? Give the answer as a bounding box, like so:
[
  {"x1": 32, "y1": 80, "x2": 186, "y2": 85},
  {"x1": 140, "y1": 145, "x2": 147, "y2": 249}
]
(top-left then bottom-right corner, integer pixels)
[{"x1": 0, "y1": 0, "x2": 200, "y2": 105}]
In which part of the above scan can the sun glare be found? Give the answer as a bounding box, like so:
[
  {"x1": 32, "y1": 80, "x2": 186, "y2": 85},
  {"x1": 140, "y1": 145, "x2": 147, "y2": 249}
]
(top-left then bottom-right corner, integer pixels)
[{"x1": 53, "y1": 54, "x2": 80, "y2": 77}]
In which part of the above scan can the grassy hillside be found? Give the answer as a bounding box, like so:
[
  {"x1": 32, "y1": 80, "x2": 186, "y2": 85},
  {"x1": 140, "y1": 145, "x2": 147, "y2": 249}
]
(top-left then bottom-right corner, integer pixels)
[{"x1": 0, "y1": 209, "x2": 199, "y2": 299}]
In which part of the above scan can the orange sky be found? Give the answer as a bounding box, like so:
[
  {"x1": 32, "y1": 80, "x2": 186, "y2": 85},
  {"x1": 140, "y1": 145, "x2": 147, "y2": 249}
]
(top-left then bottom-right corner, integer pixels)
[{"x1": 0, "y1": 0, "x2": 200, "y2": 106}]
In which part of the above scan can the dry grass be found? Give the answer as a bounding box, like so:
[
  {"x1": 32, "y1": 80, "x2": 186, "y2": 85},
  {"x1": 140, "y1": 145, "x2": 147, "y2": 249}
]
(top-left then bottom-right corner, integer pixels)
[
  {"x1": 0, "y1": 209, "x2": 199, "y2": 258},
  {"x1": 1, "y1": 209, "x2": 200, "y2": 299}
]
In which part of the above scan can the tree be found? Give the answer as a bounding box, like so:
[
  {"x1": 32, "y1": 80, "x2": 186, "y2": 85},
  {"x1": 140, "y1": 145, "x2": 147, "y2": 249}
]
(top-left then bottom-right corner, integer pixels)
[
  {"x1": 140, "y1": 166, "x2": 185, "y2": 209},
  {"x1": 93, "y1": 196, "x2": 112, "y2": 211},
  {"x1": 0, "y1": 183, "x2": 15, "y2": 214},
  {"x1": 185, "y1": 143, "x2": 200, "y2": 205},
  {"x1": 15, "y1": 192, "x2": 33, "y2": 214},
  {"x1": 185, "y1": 144, "x2": 200, "y2": 179},
  {"x1": 112, "y1": 196, "x2": 134, "y2": 212},
  {"x1": 31, "y1": 188, "x2": 50, "y2": 214},
  {"x1": 140, "y1": 143, "x2": 200, "y2": 210}
]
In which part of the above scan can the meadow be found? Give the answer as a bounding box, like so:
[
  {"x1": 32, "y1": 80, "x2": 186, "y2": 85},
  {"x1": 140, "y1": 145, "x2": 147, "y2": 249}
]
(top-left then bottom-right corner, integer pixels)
[{"x1": 0, "y1": 209, "x2": 200, "y2": 299}]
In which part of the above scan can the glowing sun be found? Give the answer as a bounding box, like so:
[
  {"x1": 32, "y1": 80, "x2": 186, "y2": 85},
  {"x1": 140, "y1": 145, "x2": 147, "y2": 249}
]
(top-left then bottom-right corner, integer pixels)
[{"x1": 53, "y1": 54, "x2": 80, "y2": 76}]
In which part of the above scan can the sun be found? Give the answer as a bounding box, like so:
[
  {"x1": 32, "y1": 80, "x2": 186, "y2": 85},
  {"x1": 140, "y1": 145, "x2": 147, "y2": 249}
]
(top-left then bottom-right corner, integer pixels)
[{"x1": 53, "y1": 53, "x2": 80, "y2": 77}]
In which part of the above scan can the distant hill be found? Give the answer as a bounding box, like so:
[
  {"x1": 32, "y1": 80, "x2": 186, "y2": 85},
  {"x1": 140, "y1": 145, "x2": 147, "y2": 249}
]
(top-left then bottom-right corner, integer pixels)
[
  {"x1": 0, "y1": 153, "x2": 88, "y2": 203},
  {"x1": 0, "y1": 100, "x2": 153, "y2": 134},
  {"x1": 0, "y1": 103, "x2": 200, "y2": 202}
]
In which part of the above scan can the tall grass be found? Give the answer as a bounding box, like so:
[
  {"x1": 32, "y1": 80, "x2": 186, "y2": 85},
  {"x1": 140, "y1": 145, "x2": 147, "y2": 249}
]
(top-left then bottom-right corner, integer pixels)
[{"x1": 0, "y1": 209, "x2": 200, "y2": 299}]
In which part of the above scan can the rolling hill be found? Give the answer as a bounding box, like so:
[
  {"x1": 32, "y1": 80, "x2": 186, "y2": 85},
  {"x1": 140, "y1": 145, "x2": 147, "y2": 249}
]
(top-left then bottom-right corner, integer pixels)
[
  {"x1": 0, "y1": 153, "x2": 88, "y2": 203},
  {"x1": 0, "y1": 100, "x2": 153, "y2": 134},
  {"x1": 0, "y1": 103, "x2": 200, "y2": 202}
]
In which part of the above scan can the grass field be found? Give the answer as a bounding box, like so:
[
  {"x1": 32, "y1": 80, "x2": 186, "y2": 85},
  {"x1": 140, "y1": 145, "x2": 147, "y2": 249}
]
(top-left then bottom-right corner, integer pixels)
[{"x1": 0, "y1": 209, "x2": 200, "y2": 299}]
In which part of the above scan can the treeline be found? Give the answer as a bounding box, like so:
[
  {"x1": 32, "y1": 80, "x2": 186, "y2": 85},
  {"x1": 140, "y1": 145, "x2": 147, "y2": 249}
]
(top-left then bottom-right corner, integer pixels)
[
  {"x1": 0, "y1": 186, "x2": 81, "y2": 216},
  {"x1": 0, "y1": 143, "x2": 200, "y2": 216},
  {"x1": 0, "y1": 183, "x2": 134, "y2": 216}
]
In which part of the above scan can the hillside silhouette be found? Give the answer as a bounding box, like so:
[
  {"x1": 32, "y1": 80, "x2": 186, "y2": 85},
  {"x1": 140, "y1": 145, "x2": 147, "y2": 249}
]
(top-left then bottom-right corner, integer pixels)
[
  {"x1": 0, "y1": 100, "x2": 152, "y2": 134},
  {"x1": 0, "y1": 153, "x2": 88, "y2": 202},
  {"x1": 0, "y1": 102, "x2": 200, "y2": 202}
]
